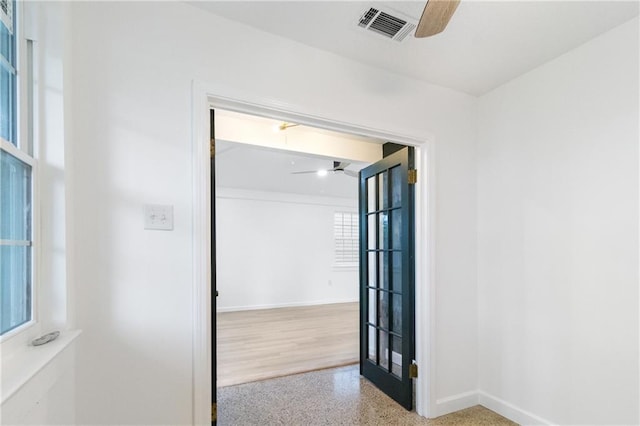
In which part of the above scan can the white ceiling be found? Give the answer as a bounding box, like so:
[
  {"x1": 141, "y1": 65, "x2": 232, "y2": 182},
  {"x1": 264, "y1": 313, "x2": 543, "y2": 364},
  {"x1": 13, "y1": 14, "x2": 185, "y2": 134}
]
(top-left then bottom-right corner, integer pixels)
[
  {"x1": 191, "y1": 1, "x2": 639, "y2": 96},
  {"x1": 216, "y1": 140, "x2": 366, "y2": 198}
]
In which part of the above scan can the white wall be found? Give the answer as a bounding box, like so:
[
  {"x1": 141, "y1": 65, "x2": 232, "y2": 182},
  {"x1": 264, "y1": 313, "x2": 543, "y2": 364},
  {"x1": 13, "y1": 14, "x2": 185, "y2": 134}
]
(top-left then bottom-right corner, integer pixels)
[
  {"x1": 477, "y1": 17, "x2": 639, "y2": 425},
  {"x1": 216, "y1": 188, "x2": 358, "y2": 311},
  {"x1": 69, "y1": 1, "x2": 477, "y2": 423}
]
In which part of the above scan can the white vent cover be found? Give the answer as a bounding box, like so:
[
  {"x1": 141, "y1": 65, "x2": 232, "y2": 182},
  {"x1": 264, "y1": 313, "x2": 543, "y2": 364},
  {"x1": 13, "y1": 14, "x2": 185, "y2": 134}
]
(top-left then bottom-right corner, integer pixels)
[{"x1": 358, "y1": 7, "x2": 416, "y2": 42}]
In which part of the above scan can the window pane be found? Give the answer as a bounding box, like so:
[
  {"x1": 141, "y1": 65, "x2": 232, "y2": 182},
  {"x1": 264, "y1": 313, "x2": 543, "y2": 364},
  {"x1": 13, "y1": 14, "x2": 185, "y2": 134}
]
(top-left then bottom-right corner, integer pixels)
[
  {"x1": 0, "y1": 65, "x2": 16, "y2": 144},
  {"x1": 1, "y1": 150, "x2": 32, "y2": 241},
  {"x1": 1, "y1": 149, "x2": 33, "y2": 335},
  {"x1": 0, "y1": 1, "x2": 15, "y2": 64},
  {"x1": 0, "y1": 0, "x2": 16, "y2": 146},
  {"x1": 1, "y1": 245, "x2": 31, "y2": 334}
]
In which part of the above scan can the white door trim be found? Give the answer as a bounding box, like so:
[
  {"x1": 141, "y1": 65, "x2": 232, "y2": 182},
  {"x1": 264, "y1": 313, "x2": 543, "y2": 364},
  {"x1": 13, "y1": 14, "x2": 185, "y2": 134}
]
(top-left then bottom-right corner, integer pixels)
[{"x1": 191, "y1": 79, "x2": 437, "y2": 425}]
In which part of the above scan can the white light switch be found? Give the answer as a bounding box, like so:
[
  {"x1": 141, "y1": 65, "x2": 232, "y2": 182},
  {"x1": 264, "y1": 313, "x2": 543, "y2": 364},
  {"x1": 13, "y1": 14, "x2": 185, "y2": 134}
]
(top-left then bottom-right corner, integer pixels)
[{"x1": 144, "y1": 204, "x2": 173, "y2": 231}]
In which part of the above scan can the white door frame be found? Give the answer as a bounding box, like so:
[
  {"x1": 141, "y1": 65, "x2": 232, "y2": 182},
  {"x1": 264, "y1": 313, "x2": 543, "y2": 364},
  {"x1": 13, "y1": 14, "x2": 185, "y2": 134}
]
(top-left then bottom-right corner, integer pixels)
[{"x1": 191, "y1": 80, "x2": 437, "y2": 425}]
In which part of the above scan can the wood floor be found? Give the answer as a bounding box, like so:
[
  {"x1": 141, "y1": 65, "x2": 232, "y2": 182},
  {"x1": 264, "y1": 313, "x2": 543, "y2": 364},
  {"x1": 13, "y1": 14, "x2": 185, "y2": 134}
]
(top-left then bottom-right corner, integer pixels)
[{"x1": 216, "y1": 302, "x2": 359, "y2": 387}]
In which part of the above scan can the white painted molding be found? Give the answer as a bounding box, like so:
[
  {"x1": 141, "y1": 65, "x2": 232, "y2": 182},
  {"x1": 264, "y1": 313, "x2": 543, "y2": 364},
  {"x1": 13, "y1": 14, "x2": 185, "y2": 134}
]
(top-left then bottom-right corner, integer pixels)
[
  {"x1": 203, "y1": 88, "x2": 430, "y2": 149},
  {"x1": 478, "y1": 391, "x2": 554, "y2": 426},
  {"x1": 433, "y1": 390, "x2": 478, "y2": 418},
  {"x1": 216, "y1": 299, "x2": 358, "y2": 313},
  {"x1": 414, "y1": 140, "x2": 438, "y2": 418},
  {"x1": 191, "y1": 81, "x2": 211, "y2": 426},
  {"x1": 191, "y1": 78, "x2": 435, "y2": 425}
]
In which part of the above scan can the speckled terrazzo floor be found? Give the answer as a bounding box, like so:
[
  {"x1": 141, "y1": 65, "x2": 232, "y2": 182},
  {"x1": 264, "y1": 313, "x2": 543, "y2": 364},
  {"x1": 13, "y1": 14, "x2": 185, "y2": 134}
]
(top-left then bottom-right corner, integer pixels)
[{"x1": 217, "y1": 364, "x2": 517, "y2": 425}]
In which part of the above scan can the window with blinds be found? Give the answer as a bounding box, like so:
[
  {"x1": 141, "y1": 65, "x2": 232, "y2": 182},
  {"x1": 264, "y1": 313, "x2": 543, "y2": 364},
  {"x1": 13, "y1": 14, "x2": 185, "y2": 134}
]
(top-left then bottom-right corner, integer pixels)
[{"x1": 334, "y1": 211, "x2": 359, "y2": 266}]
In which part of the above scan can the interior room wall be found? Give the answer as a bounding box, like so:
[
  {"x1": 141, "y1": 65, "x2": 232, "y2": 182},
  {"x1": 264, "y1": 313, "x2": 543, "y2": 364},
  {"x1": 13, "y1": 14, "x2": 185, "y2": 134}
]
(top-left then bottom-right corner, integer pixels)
[
  {"x1": 216, "y1": 188, "x2": 358, "y2": 311},
  {"x1": 69, "y1": 1, "x2": 477, "y2": 423},
  {"x1": 476, "y1": 17, "x2": 639, "y2": 425}
]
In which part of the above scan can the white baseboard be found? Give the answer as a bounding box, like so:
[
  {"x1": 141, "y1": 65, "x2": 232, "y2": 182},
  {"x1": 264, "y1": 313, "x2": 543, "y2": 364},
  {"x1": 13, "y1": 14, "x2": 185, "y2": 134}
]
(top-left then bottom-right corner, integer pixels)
[
  {"x1": 434, "y1": 390, "x2": 479, "y2": 417},
  {"x1": 478, "y1": 391, "x2": 553, "y2": 426},
  {"x1": 216, "y1": 298, "x2": 358, "y2": 313},
  {"x1": 432, "y1": 390, "x2": 553, "y2": 426}
]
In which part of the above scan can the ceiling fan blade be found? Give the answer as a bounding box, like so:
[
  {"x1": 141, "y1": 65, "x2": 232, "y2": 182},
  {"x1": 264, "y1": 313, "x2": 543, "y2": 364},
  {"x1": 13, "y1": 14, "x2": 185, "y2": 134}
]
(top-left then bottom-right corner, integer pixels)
[
  {"x1": 291, "y1": 170, "x2": 320, "y2": 175},
  {"x1": 343, "y1": 170, "x2": 359, "y2": 178},
  {"x1": 330, "y1": 161, "x2": 351, "y2": 171},
  {"x1": 292, "y1": 161, "x2": 353, "y2": 176},
  {"x1": 415, "y1": 0, "x2": 460, "y2": 38}
]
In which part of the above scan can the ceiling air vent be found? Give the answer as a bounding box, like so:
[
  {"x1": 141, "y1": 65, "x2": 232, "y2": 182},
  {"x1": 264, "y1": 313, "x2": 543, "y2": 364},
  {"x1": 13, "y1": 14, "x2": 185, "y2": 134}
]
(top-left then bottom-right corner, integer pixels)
[{"x1": 358, "y1": 7, "x2": 416, "y2": 42}]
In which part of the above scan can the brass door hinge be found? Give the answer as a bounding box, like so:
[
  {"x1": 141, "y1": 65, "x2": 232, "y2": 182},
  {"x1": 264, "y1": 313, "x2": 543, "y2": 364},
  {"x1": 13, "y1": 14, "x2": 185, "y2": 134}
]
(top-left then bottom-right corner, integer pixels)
[
  {"x1": 210, "y1": 138, "x2": 216, "y2": 158},
  {"x1": 211, "y1": 402, "x2": 217, "y2": 422},
  {"x1": 408, "y1": 169, "x2": 417, "y2": 185},
  {"x1": 409, "y1": 362, "x2": 418, "y2": 378}
]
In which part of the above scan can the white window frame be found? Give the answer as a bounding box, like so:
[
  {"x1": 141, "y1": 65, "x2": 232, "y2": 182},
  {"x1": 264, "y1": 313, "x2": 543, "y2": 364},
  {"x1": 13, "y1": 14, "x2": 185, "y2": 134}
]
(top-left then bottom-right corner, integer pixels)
[{"x1": 0, "y1": 0, "x2": 39, "y2": 342}]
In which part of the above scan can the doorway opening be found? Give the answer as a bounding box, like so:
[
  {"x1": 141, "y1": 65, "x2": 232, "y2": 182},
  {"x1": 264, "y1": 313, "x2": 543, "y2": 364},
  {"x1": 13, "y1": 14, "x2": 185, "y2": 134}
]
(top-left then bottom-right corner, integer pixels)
[
  {"x1": 191, "y1": 89, "x2": 433, "y2": 424},
  {"x1": 215, "y1": 137, "x2": 367, "y2": 387},
  {"x1": 213, "y1": 110, "x2": 377, "y2": 389}
]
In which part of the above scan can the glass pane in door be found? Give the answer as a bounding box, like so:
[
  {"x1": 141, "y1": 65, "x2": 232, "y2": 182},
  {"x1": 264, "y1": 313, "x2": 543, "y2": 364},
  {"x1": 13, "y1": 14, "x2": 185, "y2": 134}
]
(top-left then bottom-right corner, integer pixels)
[
  {"x1": 378, "y1": 252, "x2": 389, "y2": 290},
  {"x1": 367, "y1": 177, "x2": 376, "y2": 212},
  {"x1": 367, "y1": 215, "x2": 376, "y2": 250},
  {"x1": 391, "y1": 294, "x2": 402, "y2": 333},
  {"x1": 380, "y1": 331, "x2": 389, "y2": 370},
  {"x1": 368, "y1": 325, "x2": 377, "y2": 362},
  {"x1": 391, "y1": 335, "x2": 402, "y2": 378},
  {"x1": 378, "y1": 212, "x2": 388, "y2": 249},
  {"x1": 391, "y1": 166, "x2": 402, "y2": 208},
  {"x1": 368, "y1": 252, "x2": 377, "y2": 287},
  {"x1": 378, "y1": 171, "x2": 388, "y2": 209},
  {"x1": 368, "y1": 289, "x2": 376, "y2": 324},
  {"x1": 378, "y1": 290, "x2": 389, "y2": 330},
  {"x1": 391, "y1": 252, "x2": 402, "y2": 292}
]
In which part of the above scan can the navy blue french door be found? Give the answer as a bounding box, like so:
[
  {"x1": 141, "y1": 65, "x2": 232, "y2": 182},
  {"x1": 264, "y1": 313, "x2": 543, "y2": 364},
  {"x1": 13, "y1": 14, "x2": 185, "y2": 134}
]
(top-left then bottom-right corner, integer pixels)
[{"x1": 359, "y1": 146, "x2": 415, "y2": 410}]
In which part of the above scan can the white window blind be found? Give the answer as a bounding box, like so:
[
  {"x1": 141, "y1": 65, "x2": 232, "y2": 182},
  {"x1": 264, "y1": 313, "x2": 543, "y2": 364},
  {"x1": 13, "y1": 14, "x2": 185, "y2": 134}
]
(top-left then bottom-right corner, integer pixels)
[{"x1": 334, "y1": 212, "x2": 359, "y2": 265}]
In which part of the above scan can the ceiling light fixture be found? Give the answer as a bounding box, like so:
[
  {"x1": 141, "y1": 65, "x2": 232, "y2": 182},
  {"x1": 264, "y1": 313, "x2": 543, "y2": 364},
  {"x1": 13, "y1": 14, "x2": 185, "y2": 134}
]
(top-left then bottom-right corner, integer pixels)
[
  {"x1": 273, "y1": 122, "x2": 299, "y2": 132},
  {"x1": 317, "y1": 169, "x2": 328, "y2": 177}
]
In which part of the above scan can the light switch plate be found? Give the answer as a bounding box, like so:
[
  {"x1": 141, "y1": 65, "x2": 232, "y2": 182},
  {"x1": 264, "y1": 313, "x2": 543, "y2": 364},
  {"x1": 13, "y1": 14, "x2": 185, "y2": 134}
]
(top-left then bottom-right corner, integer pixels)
[{"x1": 144, "y1": 204, "x2": 174, "y2": 230}]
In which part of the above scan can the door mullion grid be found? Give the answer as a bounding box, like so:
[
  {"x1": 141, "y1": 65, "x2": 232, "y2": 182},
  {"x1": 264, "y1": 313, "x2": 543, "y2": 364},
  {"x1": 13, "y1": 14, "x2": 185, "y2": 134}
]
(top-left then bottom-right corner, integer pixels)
[
  {"x1": 385, "y1": 167, "x2": 393, "y2": 374},
  {"x1": 374, "y1": 172, "x2": 381, "y2": 367}
]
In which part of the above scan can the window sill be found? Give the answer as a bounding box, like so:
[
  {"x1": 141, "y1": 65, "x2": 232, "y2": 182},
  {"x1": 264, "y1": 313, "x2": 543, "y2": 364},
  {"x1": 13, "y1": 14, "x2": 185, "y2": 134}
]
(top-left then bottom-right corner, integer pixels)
[{"x1": 1, "y1": 329, "x2": 82, "y2": 405}]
